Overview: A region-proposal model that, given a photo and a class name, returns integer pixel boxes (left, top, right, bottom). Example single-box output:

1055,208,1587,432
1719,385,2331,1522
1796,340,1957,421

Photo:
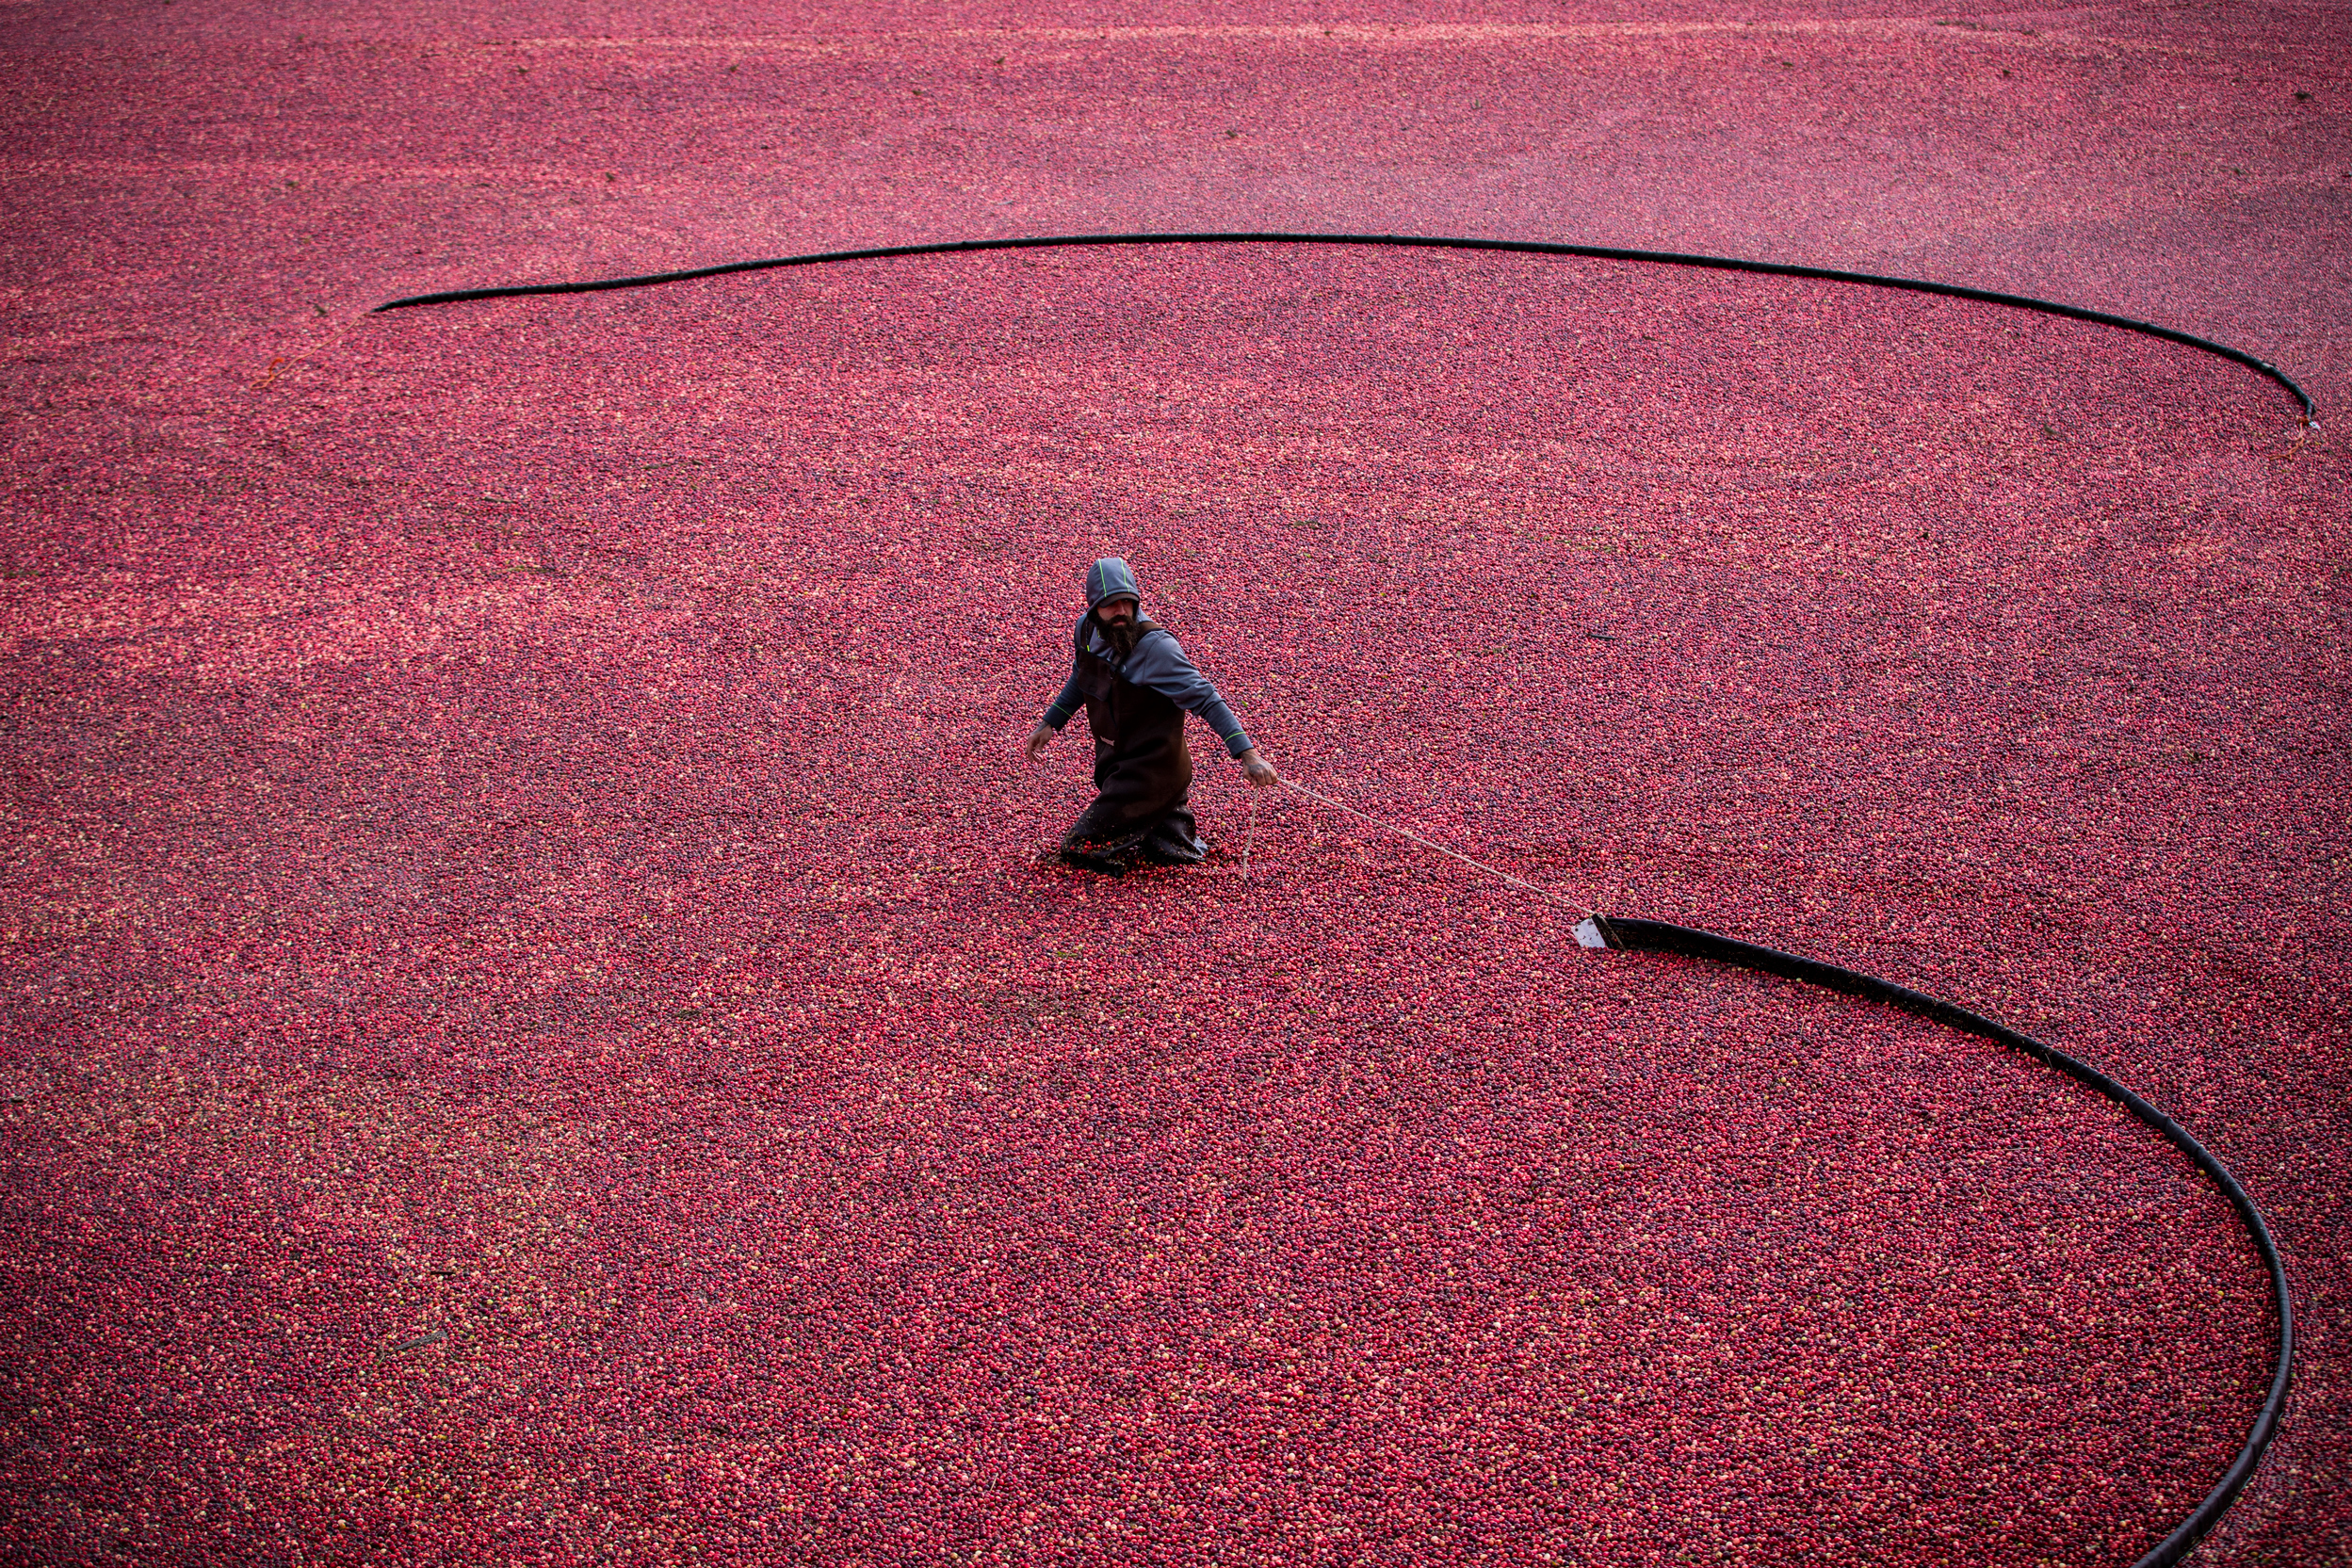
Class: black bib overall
1060,619,1204,869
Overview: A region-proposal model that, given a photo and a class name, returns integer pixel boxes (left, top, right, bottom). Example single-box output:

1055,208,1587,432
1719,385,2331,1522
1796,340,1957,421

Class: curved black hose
369,230,2316,427
1583,913,2294,1568
372,225,2300,1560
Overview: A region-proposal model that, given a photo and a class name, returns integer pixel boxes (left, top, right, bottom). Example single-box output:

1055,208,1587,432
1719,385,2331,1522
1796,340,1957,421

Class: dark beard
1097,614,1155,657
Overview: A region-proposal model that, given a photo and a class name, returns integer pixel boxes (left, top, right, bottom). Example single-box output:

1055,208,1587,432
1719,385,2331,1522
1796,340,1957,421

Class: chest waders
1059,620,1206,873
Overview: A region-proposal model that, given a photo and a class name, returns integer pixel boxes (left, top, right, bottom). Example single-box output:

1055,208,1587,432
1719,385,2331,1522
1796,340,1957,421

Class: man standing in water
1024,558,1279,874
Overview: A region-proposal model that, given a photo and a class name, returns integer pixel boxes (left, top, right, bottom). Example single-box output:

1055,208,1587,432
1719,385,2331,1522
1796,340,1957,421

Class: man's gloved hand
1024,722,1057,762
1239,748,1279,787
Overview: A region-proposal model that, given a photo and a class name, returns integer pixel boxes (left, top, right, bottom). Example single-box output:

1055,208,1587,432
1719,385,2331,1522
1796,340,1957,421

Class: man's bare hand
1024,722,1057,762
1240,748,1279,788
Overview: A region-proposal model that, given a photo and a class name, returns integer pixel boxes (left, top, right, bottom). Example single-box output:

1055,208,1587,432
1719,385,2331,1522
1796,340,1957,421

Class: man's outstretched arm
1124,631,1278,786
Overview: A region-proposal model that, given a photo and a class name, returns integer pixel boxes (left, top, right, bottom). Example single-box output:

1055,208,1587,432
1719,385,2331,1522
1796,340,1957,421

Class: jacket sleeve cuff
1224,728,1253,759
1043,704,1075,729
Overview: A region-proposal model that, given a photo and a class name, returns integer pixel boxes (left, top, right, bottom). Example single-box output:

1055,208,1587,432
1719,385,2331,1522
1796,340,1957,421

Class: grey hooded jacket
1041,558,1254,758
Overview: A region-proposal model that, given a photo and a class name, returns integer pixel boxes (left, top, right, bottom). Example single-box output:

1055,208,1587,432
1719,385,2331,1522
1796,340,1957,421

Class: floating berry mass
1,13,2344,1568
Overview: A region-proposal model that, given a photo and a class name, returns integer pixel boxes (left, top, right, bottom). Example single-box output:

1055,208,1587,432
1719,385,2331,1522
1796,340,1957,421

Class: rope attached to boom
1278,776,1578,905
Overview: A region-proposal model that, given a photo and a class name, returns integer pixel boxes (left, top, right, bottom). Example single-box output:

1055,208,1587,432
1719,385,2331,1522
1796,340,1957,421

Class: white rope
1241,788,1257,880
1276,776,1578,908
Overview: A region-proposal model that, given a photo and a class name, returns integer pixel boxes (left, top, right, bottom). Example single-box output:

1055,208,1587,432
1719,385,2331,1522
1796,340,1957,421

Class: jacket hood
1085,557,1143,611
